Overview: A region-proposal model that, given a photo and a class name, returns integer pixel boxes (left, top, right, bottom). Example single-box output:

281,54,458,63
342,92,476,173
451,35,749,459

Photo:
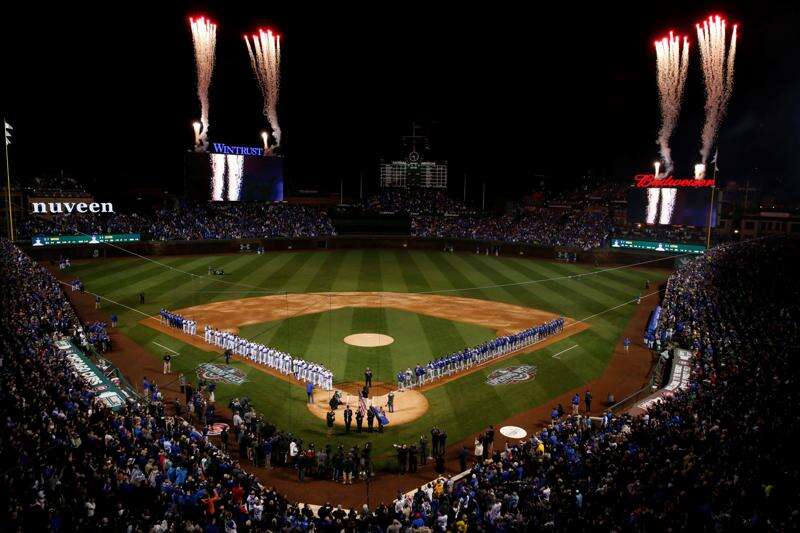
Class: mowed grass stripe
135,256,235,304
342,251,387,379
438,254,528,307
165,255,273,310
378,250,409,293
259,252,316,290
393,250,431,292
84,259,182,294
100,256,216,302
532,261,635,307
329,251,364,292
343,306,390,381
403,252,484,376
72,257,154,282
274,253,352,366
419,251,489,301
502,259,617,321
304,251,347,293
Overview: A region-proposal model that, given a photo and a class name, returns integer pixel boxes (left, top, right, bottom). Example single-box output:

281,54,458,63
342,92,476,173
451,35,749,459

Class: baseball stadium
2,6,799,532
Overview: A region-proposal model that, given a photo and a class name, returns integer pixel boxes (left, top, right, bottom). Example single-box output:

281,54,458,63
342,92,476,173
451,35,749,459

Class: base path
140,291,589,427
143,291,576,337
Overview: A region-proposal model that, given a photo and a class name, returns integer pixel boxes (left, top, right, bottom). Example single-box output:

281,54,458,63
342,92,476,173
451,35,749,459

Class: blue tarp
646,305,662,336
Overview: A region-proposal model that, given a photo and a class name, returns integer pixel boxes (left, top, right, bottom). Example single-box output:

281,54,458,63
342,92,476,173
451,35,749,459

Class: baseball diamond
5,8,799,530
57,249,666,464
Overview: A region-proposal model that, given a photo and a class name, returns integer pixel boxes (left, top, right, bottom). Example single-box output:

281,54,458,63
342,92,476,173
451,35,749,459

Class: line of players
202,325,333,391
396,317,566,389
160,309,197,335
158,309,334,391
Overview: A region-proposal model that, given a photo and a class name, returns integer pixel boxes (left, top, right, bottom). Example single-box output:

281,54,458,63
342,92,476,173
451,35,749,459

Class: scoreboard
32,233,141,246
610,238,705,254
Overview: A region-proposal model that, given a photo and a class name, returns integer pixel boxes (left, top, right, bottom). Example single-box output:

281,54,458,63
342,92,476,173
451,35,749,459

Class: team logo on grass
196,363,247,385
486,365,538,386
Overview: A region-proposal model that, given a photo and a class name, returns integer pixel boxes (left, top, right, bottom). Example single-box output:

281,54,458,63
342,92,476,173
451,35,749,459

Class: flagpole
3,116,13,241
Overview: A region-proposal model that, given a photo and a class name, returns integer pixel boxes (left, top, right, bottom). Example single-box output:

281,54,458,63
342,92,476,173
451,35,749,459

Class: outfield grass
69,250,668,463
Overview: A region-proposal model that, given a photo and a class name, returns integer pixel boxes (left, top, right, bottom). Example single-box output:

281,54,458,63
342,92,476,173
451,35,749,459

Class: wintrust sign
31,201,114,214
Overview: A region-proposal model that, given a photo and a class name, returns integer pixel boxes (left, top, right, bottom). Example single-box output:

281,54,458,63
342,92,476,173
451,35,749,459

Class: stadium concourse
2,235,798,530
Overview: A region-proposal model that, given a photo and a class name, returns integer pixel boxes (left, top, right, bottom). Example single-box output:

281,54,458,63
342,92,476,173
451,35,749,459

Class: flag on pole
4,121,12,145
711,149,719,172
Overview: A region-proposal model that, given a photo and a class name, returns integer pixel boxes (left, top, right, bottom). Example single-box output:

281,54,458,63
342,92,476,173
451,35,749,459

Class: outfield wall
21,235,678,267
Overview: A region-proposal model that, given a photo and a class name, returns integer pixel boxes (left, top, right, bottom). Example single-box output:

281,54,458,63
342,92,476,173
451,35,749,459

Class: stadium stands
2,236,796,530
18,202,337,241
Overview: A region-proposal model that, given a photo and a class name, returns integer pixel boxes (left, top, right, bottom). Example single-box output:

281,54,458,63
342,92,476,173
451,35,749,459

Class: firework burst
696,15,738,164
654,31,690,175
244,28,282,147
189,16,217,149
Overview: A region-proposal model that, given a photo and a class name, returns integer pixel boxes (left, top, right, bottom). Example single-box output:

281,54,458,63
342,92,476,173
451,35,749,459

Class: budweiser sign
634,174,715,188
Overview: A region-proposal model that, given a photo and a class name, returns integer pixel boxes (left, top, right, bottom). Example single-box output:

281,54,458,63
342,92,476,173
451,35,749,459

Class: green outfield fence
22,235,681,268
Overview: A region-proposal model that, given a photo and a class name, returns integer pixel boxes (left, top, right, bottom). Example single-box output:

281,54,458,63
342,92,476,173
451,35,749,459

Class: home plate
500,425,527,439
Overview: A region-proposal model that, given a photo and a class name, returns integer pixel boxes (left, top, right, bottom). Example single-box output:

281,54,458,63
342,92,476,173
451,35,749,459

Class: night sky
2,2,799,203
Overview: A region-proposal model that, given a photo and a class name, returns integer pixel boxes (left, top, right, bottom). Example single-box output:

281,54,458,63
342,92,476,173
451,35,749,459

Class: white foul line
552,345,579,358
152,341,179,355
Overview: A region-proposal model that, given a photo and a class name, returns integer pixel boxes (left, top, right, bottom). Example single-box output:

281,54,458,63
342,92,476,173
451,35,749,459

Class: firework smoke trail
210,153,226,201
659,188,677,224
654,32,689,175
245,29,282,146
226,155,245,201
190,16,217,149
647,162,660,223
696,15,738,164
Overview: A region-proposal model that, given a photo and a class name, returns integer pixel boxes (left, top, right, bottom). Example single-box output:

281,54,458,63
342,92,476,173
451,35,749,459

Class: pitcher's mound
343,333,394,347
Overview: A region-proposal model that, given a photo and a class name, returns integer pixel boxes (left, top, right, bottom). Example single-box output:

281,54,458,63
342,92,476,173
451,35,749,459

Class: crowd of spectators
413,208,613,250
612,223,708,244
3,229,797,529
23,173,90,197
0,240,333,530
18,202,337,241
362,189,473,216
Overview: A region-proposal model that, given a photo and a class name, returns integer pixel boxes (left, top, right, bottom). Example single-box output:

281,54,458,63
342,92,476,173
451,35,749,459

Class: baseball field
67,249,667,463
